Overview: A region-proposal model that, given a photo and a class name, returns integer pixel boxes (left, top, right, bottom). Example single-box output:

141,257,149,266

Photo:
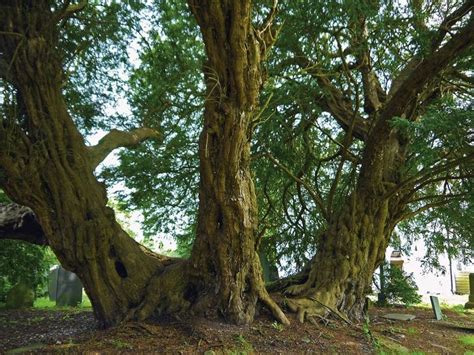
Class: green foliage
58,1,147,134
5,282,35,309
271,321,284,332
377,264,422,307
459,335,474,346
33,295,92,310
0,242,57,302
103,0,203,247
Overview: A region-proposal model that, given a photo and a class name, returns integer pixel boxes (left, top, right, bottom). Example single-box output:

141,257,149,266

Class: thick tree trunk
286,194,394,322
286,125,405,322
1,0,287,328
0,1,188,328
187,1,288,324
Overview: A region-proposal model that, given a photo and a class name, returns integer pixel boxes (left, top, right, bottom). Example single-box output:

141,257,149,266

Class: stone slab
48,265,83,307
430,295,443,320
381,313,416,321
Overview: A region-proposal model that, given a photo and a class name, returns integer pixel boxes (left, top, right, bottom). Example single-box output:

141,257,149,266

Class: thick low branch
279,55,369,140
87,128,162,169
383,11,474,122
0,203,47,245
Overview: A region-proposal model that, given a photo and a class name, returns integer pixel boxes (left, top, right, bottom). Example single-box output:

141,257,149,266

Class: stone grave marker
5,282,35,309
430,295,443,320
465,273,474,309
381,313,416,321
48,265,83,306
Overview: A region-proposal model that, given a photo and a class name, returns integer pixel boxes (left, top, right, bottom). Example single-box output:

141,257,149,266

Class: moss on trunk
187,0,287,324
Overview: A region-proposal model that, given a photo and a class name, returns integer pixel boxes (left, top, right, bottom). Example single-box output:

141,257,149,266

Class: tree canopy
0,0,472,327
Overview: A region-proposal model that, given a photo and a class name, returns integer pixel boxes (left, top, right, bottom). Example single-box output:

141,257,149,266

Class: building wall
385,240,474,296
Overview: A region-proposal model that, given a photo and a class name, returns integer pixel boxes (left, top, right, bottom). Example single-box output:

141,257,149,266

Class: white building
385,240,474,296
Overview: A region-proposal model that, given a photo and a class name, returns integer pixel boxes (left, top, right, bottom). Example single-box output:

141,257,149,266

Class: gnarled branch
54,0,88,22
290,53,369,140
264,152,329,221
350,13,386,114
383,8,474,122
0,203,47,245
87,128,163,169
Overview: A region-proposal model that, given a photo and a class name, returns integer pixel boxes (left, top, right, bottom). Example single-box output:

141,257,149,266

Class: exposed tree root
257,288,290,325
285,295,351,325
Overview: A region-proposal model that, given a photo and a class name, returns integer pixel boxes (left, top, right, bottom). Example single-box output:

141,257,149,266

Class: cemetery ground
0,297,473,353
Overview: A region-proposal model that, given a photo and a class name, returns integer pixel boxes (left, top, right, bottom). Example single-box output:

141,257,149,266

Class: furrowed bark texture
187,0,288,325
0,203,47,245
286,8,474,322
0,1,187,328
286,128,405,322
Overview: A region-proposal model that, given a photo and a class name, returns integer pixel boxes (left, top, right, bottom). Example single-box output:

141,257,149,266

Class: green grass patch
33,294,92,309
33,297,55,308
459,335,474,346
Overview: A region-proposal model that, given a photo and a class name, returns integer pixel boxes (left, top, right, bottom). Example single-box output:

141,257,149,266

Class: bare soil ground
0,305,473,353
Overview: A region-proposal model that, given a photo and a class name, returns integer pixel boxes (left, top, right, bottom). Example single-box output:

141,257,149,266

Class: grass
235,334,254,353
459,335,474,346
271,321,284,332
106,339,133,350
407,327,418,335
33,294,92,309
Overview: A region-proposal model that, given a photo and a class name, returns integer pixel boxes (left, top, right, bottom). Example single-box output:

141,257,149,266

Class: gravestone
465,273,474,309
48,265,83,306
430,295,443,320
381,313,416,321
5,282,35,309
259,251,279,283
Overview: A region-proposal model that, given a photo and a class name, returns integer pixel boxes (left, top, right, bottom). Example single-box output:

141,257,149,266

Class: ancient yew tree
261,0,474,321
1,0,473,328
0,0,287,327
187,0,288,325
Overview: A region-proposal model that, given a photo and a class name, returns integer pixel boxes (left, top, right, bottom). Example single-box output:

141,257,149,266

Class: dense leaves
1,0,472,296
98,0,474,273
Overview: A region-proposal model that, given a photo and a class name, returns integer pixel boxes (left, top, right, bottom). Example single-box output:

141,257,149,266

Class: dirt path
0,306,472,353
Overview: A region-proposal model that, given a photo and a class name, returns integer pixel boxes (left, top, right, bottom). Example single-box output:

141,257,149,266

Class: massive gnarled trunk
0,1,187,328
285,7,474,321
286,130,406,322
0,0,288,328
187,1,288,324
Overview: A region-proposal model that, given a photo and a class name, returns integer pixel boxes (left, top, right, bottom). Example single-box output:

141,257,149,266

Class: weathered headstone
48,265,83,307
259,251,279,283
430,295,443,320
381,313,416,321
465,273,474,309
5,282,35,309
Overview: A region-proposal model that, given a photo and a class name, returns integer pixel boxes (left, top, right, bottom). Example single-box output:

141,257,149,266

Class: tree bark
187,0,288,325
0,1,186,328
285,132,405,322
0,203,47,245
0,0,288,328
285,194,395,322
283,3,474,322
